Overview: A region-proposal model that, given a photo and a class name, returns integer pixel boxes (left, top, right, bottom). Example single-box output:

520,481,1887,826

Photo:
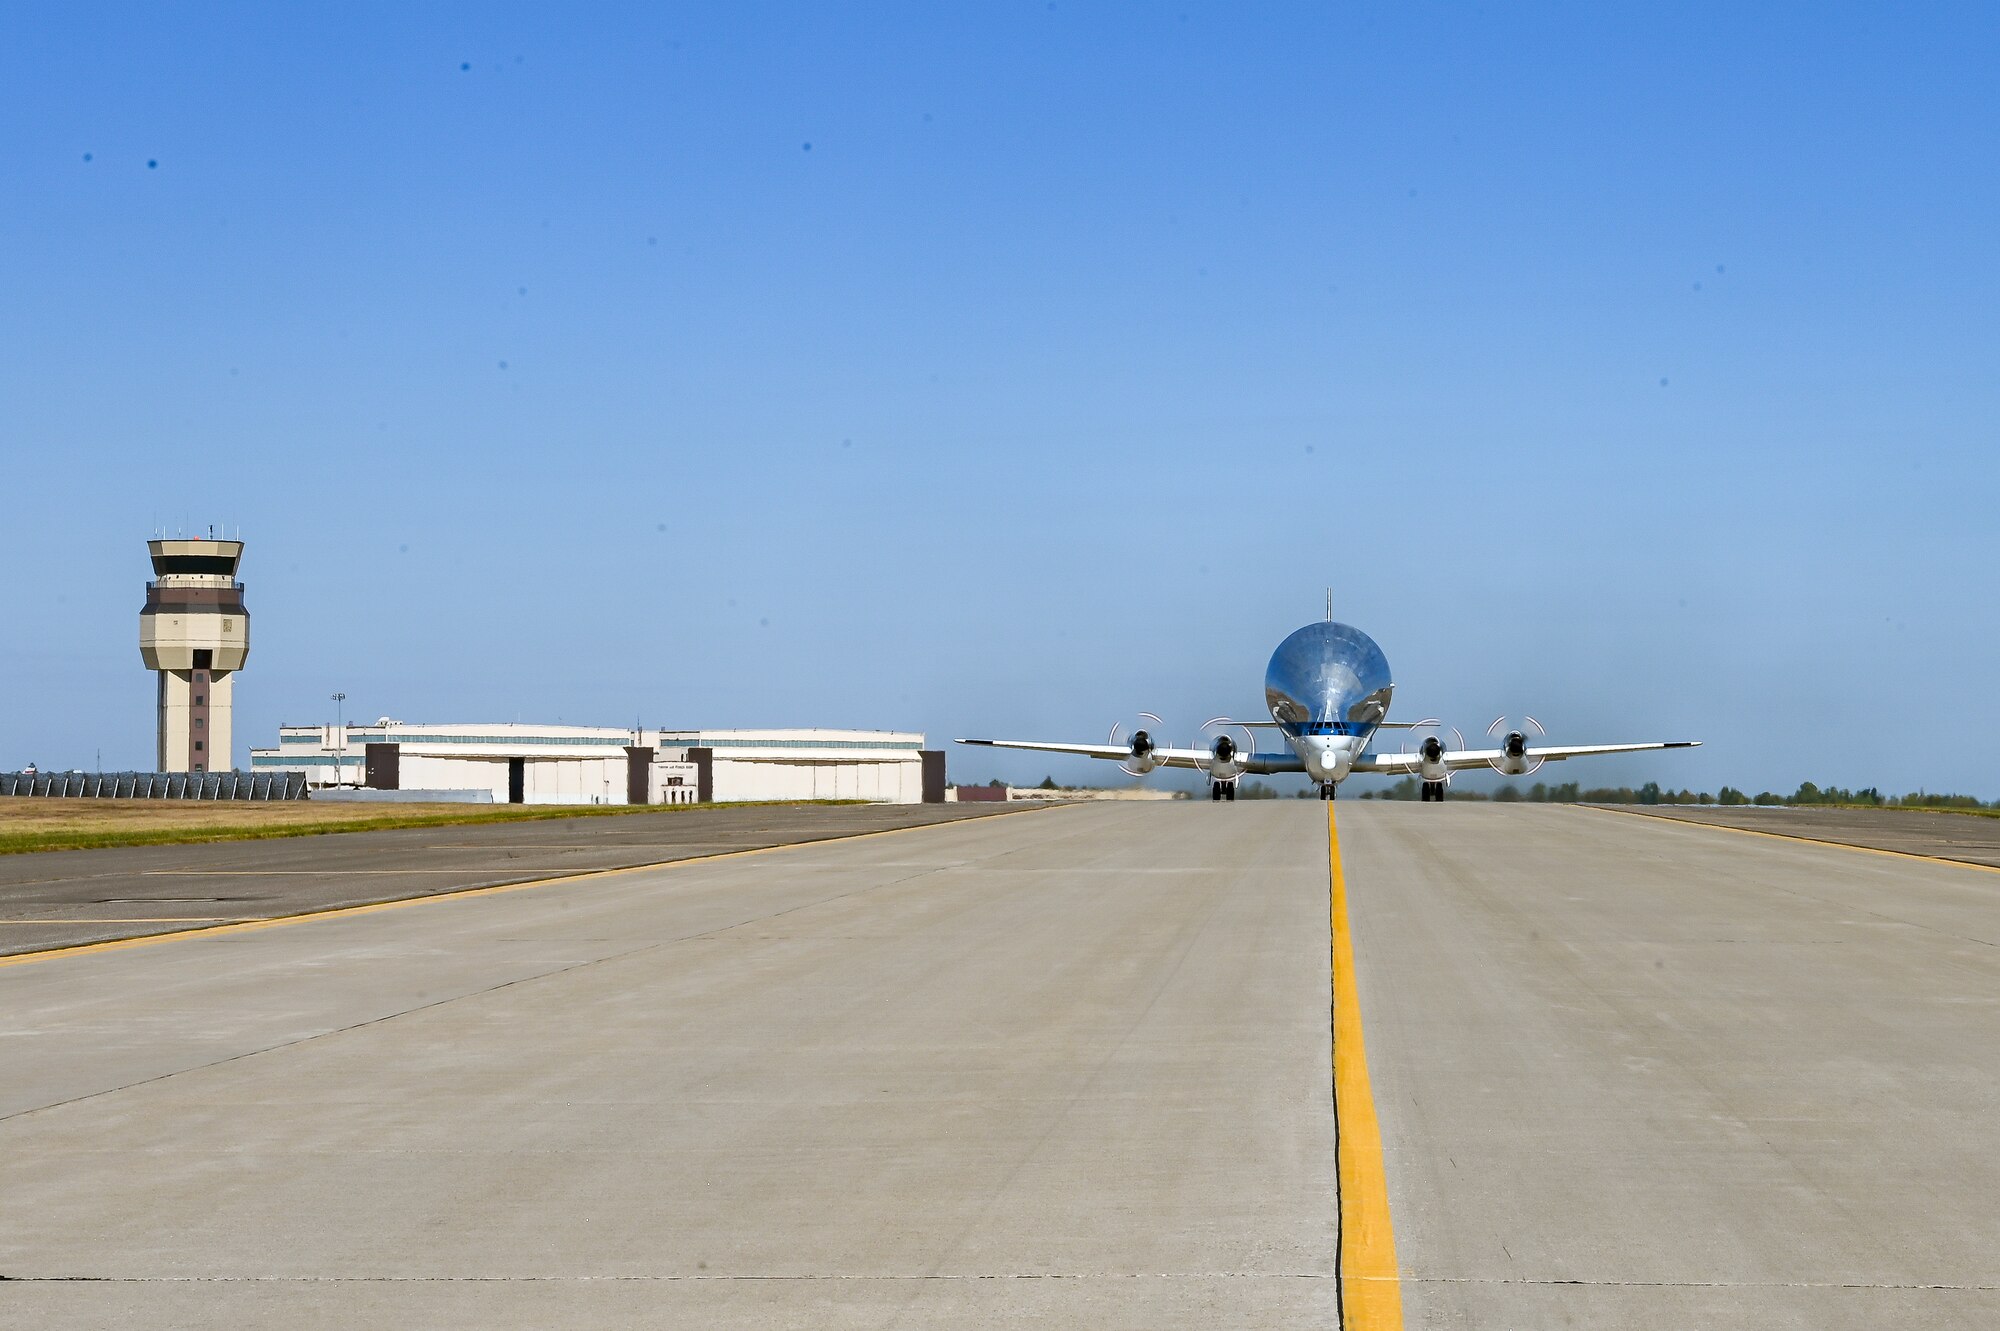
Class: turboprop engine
1193,717,1256,782
1402,722,1464,785
1417,734,1450,784
1109,713,1165,776
1485,716,1546,777
1202,732,1246,781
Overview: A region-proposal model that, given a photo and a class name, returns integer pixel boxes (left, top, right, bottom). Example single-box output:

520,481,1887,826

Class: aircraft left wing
957,738,1307,774
1355,740,1700,775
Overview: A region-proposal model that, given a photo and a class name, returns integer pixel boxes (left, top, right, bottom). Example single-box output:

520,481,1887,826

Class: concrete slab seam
1328,805,1403,1331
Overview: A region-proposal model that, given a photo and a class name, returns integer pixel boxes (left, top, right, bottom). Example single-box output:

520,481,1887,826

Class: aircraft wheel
1226,783,1237,802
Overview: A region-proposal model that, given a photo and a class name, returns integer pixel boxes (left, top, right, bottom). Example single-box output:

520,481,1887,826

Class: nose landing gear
1420,780,1446,802
1318,782,1339,801
1209,779,1238,802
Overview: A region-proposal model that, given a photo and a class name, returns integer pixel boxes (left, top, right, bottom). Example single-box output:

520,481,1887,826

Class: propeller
1108,712,1166,777
1197,716,1258,779
1401,720,1464,785
1486,715,1546,776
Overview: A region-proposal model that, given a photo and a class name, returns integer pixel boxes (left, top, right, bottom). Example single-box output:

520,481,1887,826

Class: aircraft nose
1311,737,1353,779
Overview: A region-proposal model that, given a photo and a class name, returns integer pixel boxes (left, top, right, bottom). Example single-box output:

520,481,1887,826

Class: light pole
331,693,347,786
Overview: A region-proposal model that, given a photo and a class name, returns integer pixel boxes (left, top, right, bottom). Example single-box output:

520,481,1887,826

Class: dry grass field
0,798,742,856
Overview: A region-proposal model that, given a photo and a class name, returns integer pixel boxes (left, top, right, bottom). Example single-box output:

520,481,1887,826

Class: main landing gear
1420,780,1447,802
1318,782,1339,801
1209,779,1238,802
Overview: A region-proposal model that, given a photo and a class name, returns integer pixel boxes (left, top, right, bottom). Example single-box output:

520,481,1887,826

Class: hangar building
250,724,945,805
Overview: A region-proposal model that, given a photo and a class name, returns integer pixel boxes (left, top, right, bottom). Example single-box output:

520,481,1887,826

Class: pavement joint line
1,1273,1997,1289
1399,1276,2000,1291
0,1272,1344,1283
0,918,238,925
138,869,625,875
0,853,980,1126
0,950,672,1128
888,825,1235,1301
0,809,1068,970
1579,804,2000,876
419,842,769,849
1328,805,1403,1331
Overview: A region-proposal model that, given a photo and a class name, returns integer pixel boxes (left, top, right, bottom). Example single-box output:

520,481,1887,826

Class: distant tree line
967,774,1993,810
1357,778,1995,808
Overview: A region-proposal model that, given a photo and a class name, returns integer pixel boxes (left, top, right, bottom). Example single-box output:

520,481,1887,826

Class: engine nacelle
1417,734,1450,783
1206,733,1244,780
1492,729,1531,776
1125,729,1160,775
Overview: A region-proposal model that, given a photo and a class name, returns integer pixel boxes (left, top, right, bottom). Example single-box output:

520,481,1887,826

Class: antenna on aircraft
1325,589,1332,622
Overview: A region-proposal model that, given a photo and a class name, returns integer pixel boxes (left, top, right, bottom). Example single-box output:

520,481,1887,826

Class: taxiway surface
3,802,1996,1329
0,802,1028,956
1612,801,2000,868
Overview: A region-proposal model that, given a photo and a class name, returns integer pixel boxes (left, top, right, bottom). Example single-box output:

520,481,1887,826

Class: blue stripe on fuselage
1280,720,1381,740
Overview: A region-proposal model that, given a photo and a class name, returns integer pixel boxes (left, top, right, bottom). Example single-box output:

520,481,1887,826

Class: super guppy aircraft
959,616,1699,802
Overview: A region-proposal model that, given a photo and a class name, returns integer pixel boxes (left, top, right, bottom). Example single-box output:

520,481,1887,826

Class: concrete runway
3,802,1997,1328
1342,804,2000,1329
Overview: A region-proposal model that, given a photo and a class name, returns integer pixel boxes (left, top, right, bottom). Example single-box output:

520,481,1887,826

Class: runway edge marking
0,810,1061,971
1329,805,1404,1331
1580,804,2000,876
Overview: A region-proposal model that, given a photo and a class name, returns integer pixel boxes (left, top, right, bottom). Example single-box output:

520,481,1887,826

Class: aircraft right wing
1355,740,1700,775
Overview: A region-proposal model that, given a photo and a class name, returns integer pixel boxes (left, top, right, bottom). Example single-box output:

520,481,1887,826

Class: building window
195,717,204,728
194,695,204,705
222,619,234,631
194,741,204,752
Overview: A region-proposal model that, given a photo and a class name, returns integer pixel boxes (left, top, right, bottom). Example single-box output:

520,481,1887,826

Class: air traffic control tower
139,538,250,773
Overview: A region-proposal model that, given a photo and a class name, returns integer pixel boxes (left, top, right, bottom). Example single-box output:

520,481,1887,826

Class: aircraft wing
1355,740,1700,775
956,738,1307,775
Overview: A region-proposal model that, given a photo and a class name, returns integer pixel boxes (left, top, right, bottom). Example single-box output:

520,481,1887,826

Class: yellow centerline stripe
0,817,995,971
1583,805,2000,875
1329,805,1403,1330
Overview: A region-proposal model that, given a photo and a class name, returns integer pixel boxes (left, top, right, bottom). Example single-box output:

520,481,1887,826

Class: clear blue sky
3,3,1995,795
